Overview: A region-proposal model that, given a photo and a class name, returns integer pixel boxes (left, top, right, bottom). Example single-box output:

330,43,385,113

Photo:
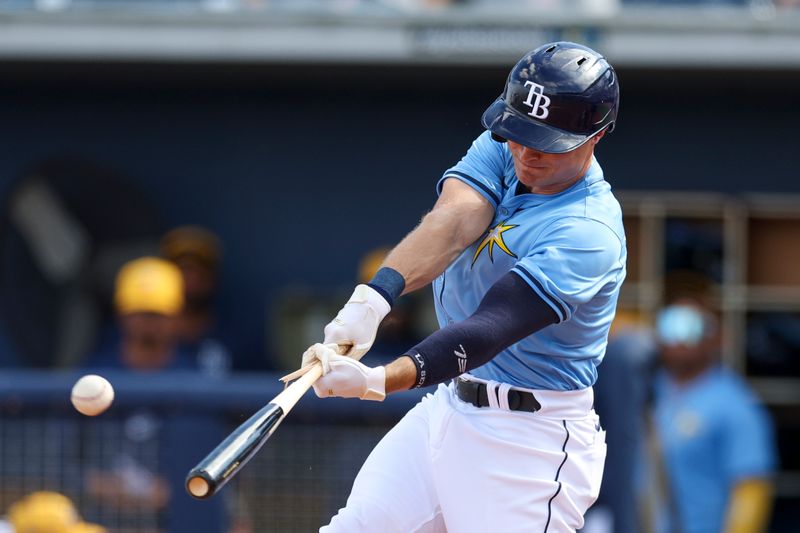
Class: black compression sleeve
405,271,559,388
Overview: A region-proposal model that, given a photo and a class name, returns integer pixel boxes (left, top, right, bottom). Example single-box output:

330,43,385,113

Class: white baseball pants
321,378,606,533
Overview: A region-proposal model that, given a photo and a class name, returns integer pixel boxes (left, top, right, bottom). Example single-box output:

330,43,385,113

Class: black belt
454,377,541,413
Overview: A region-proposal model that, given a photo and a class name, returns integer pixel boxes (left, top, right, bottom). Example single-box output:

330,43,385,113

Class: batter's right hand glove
306,343,386,401
322,284,391,360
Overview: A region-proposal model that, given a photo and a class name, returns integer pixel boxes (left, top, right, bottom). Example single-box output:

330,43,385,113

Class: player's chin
516,170,549,189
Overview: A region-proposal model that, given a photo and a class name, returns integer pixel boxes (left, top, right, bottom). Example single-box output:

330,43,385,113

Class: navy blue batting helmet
481,41,619,154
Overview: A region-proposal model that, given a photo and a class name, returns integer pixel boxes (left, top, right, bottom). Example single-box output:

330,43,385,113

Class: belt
454,377,541,413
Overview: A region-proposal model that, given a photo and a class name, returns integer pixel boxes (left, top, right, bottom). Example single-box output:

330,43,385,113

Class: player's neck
517,173,585,196
515,154,594,196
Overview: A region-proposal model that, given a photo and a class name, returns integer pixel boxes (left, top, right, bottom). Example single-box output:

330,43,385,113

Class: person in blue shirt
648,300,776,533
284,41,625,532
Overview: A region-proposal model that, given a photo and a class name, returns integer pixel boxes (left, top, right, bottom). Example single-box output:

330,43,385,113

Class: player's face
508,131,605,194
120,313,177,350
660,339,716,381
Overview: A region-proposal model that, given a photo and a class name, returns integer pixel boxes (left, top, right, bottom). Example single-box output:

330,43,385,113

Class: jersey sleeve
436,130,509,210
511,217,624,323
720,388,777,481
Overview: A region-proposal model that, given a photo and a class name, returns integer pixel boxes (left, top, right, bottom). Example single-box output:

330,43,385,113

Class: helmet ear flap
490,132,507,143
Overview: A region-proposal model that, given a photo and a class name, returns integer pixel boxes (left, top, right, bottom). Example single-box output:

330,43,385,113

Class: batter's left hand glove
323,284,391,359
306,343,386,401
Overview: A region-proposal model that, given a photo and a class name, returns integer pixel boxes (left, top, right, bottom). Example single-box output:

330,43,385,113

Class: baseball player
297,41,625,532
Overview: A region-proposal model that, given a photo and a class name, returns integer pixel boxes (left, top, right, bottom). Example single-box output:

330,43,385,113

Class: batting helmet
481,41,619,153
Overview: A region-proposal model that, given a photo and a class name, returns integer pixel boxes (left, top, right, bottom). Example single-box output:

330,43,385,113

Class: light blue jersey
652,366,776,533
433,131,626,390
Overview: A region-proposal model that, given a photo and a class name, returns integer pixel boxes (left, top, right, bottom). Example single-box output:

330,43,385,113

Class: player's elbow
423,203,491,251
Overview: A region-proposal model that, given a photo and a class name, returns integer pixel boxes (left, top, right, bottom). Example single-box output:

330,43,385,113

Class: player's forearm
384,356,419,393
384,272,557,393
723,478,773,533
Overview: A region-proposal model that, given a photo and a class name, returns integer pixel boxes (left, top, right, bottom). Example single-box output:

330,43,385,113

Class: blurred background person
83,256,192,372
80,256,184,515
160,225,232,376
80,256,229,532
642,299,777,533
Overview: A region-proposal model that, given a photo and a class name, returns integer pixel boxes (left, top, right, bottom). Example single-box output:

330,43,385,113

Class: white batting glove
306,345,386,401
323,284,391,360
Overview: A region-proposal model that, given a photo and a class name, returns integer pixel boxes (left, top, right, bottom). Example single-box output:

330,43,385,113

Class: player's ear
592,129,607,144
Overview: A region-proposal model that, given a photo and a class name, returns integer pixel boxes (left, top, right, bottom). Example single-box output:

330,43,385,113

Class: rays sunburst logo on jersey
471,221,518,266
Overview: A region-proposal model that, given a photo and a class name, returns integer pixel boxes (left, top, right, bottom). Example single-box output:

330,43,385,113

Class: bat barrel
186,402,285,499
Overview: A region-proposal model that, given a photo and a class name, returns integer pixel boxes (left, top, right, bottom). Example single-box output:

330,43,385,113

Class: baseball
70,375,115,416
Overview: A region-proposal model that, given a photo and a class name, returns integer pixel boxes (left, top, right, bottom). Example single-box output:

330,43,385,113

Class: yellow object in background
114,257,184,316
357,247,391,284
724,478,774,533
8,491,78,533
6,491,107,533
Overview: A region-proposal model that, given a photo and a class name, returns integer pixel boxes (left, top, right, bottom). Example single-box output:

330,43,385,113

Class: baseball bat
185,362,323,499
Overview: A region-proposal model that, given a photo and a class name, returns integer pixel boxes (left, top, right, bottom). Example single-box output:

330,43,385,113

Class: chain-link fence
0,371,425,533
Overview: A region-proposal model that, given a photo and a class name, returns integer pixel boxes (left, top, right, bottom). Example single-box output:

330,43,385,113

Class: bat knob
187,475,212,499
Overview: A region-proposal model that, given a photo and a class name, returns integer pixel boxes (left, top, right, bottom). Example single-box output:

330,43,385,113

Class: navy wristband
405,350,428,389
368,267,406,307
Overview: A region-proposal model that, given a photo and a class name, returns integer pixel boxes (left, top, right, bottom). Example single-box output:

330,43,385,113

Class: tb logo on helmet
522,81,550,119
